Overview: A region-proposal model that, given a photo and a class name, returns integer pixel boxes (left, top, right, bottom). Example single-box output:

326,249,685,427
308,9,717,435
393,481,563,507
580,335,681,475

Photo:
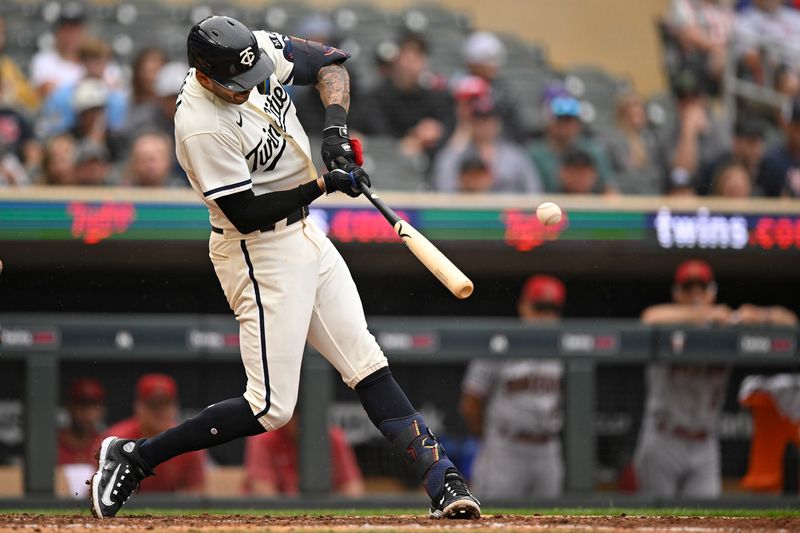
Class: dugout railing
1,313,798,505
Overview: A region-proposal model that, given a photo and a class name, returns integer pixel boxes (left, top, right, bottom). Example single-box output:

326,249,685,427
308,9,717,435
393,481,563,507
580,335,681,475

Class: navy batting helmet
187,15,274,92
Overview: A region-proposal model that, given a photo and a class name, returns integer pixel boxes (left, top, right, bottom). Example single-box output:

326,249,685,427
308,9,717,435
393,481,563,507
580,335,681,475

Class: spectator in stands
0,68,41,186
41,134,77,185
432,95,541,193
58,378,106,465
243,411,364,497
353,32,453,161
40,37,127,138
758,97,800,196
634,260,797,499
459,31,527,142
603,91,667,195
556,147,600,194
129,48,167,110
72,141,112,186
123,62,187,142
696,116,766,195
661,66,729,195
123,132,183,188
453,155,492,193
460,275,566,499
0,16,40,112
528,93,617,193
30,2,87,97
710,161,753,197
101,374,206,493
666,0,735,91
70,78,123,161
734,0,800,85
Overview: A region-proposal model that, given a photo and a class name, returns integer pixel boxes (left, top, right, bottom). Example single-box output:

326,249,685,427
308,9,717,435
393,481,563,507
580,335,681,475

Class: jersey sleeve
254,31,296,85
181,132,252,200
461,359,498,397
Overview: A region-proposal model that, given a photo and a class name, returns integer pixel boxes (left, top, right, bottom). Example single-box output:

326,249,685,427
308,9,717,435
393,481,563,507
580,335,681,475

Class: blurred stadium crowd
1,0,800,197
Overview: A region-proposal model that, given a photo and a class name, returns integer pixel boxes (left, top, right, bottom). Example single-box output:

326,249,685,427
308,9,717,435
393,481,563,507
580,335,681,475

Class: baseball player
634,260,796,498
460,275,566,498
89,16,479,519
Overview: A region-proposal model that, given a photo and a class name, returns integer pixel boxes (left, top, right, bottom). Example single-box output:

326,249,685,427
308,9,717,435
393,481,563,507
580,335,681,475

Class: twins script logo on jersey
239,47,255,67
245,124,287,173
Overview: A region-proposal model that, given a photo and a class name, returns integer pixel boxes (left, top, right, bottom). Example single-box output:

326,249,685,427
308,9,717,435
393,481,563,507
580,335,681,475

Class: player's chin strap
379,413,451,498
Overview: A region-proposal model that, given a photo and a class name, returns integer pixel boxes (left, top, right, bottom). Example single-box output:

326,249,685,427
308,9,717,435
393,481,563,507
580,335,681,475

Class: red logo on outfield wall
67,202,136,244
502,209,566,251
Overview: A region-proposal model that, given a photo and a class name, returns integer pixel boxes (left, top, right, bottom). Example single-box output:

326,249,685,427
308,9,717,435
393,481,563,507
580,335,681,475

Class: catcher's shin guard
379,413,454,498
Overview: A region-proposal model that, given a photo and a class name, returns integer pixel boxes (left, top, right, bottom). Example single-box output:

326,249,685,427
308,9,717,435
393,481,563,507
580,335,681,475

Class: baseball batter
90,15,479,519
460,275,566,499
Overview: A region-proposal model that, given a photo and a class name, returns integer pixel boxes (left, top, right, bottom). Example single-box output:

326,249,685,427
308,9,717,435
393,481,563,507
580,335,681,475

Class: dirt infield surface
2,513,800,533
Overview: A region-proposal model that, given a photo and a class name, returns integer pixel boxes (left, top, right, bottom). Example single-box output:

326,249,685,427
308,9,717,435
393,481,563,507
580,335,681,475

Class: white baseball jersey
462,358,564,498
174,30,388,431
463,359,564,435
175,31,317,232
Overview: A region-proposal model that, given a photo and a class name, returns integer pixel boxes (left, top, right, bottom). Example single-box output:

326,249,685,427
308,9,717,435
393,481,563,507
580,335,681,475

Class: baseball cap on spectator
671,64,709,100
155,62,189,98
561,146,595,168
462,31,506,67
68,378,105,404
136,373,178,405
72,78,108,114
459,153,489,173
734,116,767,139
453,75,491,101
674,259,714,285
549,96,581,118
294,12,335,42
521,275,566,307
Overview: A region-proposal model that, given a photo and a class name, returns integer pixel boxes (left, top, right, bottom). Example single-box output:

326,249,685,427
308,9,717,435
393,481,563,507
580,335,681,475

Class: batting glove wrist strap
321,105,354,171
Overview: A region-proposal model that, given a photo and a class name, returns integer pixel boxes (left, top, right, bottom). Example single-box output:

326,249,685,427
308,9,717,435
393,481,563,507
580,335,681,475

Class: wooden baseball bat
358,183,473,299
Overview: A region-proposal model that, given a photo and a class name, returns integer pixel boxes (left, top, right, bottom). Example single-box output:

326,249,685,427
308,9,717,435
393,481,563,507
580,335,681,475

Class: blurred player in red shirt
58,378,106,465
243,411,364,497
101,374,206,493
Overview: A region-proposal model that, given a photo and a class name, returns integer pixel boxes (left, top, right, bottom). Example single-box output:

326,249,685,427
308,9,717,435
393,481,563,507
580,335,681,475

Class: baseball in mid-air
536,202,563,226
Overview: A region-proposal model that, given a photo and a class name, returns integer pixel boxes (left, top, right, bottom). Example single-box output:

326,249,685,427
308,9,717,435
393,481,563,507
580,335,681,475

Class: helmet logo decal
239,47,255,67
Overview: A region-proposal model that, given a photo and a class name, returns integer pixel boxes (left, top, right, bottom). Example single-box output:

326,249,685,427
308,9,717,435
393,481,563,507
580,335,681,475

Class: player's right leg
306,228,479,519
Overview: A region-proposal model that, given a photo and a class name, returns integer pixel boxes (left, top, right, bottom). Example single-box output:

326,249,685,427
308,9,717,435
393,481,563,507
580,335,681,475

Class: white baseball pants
209,217,388,431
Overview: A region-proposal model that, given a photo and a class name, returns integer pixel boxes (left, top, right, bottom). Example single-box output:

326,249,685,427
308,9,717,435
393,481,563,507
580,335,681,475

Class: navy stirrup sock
355,367,455,498
138,396,265,469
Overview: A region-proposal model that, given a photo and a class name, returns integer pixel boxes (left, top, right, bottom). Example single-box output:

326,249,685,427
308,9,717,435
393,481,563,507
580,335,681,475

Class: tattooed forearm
317,64,350,111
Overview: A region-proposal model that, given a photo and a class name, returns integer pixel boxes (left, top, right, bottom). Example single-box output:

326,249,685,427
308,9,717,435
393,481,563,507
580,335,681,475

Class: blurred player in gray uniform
635,259,797,498
89,15,479,520
460,275,566,498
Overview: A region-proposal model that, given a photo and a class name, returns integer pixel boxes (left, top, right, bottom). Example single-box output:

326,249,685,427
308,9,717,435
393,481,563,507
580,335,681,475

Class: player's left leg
304,226,479,519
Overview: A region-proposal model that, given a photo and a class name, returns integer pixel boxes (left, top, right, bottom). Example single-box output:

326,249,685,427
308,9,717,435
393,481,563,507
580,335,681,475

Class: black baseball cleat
90,437,154,518
429,469,481,519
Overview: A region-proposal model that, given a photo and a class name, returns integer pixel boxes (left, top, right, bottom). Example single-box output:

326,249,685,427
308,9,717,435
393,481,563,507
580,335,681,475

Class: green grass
4,508,800,518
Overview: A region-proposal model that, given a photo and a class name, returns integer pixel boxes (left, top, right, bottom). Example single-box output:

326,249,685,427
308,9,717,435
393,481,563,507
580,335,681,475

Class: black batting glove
323,166,371,198
321,104,355,171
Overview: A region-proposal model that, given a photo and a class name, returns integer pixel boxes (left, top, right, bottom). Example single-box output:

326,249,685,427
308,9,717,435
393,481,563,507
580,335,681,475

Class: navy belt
212,206,308,235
